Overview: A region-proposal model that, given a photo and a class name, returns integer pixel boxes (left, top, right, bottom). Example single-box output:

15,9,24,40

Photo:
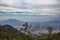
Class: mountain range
0,19,60,30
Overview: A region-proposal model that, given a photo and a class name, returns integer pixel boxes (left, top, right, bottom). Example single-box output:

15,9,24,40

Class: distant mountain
30,20,60,31
0,19,60,30
0,19,23,26
44,20,60,24
31,20,60,25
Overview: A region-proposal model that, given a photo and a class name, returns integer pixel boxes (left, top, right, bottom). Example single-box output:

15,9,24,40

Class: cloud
35,8,60,15
0,0,15,5
0,6,60,16
0,6,35,12
0,0,60,16
0,0,29,9
26,0,57,5
1,0,56,5
0,0,59,8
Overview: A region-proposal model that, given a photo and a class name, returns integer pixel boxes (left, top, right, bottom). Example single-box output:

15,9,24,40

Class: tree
22,22,32,34
22,22,32,40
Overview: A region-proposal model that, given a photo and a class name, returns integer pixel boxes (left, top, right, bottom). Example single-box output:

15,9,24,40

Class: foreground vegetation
0,22,60,40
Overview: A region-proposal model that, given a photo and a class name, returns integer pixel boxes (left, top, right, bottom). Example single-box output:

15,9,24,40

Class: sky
0,0,60,22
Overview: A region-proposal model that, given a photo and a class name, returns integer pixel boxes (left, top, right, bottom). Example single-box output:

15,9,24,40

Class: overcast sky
0,0,60,22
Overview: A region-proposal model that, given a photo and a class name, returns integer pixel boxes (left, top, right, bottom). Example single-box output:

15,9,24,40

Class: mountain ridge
0,19,23,26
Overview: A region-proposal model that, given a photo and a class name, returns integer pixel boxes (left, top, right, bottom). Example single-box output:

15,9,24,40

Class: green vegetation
0,23,60,40
35,32,60,40
0,24,31,40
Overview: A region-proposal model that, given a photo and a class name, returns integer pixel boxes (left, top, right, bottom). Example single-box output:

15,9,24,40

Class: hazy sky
0,15,60,22
0,0,60,14
0,0,60,22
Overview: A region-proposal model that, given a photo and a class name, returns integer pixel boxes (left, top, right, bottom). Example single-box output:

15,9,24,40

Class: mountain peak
0,19,23,26
8,19,18,21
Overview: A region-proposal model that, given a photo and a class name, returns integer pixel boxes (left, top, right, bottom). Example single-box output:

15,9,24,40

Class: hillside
0,24,32,40
0,19,23,26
